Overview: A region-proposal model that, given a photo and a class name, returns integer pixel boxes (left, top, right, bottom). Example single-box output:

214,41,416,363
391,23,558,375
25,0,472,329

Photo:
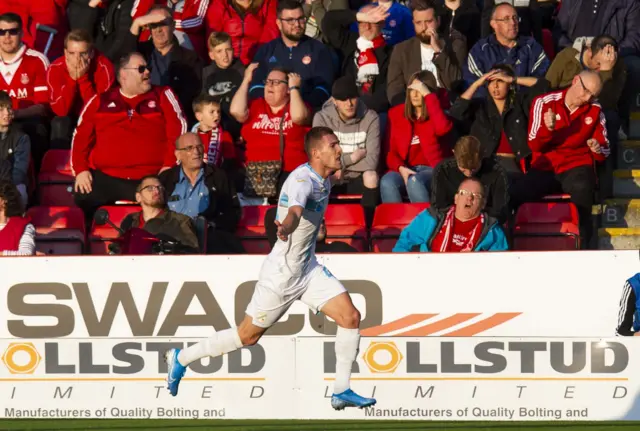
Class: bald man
511,70,610,249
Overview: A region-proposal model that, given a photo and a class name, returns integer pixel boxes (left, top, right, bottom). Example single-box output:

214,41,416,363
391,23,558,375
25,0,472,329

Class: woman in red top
381,71,453,203
206,0,279,65
230,63,310,197
0,181,35,256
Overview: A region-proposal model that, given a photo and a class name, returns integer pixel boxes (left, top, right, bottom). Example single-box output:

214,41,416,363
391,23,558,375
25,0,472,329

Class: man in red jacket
71,51,188,217
47,29,115,149
511,70,609,248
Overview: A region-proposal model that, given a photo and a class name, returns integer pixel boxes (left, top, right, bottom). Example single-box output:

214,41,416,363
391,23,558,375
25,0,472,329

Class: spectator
191,94,237,175
371,0,415,47
393,177,508,252
322,5,393,114
118,175,200,254
303,0,348,41
313,76,380,225
0,13,50,170
431,135,510,223
231,64,310,199
615,272,640,336
124,5,203,126
0,91,30,206
386,0,467,106
47,29,115,150
481,0,543,45
201,32,245,139
206,0,279,66
94,0,139,63
167,0,210,58
248,0,336,110
450,64,548,179
436,0,481,50
0,180,35,256
160,132,242,253
381,71,453,204
464,2,549,96
510,70,609,248
67,0,103,37
71,52,188,217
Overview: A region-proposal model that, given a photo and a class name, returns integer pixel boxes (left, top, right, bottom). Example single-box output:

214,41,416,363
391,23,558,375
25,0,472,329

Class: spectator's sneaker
331,389,376,410
164,348,186,396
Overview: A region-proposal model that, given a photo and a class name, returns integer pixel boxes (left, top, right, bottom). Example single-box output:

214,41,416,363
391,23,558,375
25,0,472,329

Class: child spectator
0,180,35,256
191,94,237,175
0,91,30,207
202,32,245,139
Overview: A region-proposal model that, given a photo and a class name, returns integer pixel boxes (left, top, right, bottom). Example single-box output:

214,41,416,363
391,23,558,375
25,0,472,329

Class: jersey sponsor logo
251,113,292,134
7,88,28,99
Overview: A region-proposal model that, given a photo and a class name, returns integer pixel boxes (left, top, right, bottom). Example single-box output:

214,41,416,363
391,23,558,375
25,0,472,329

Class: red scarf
436,206,484,252
356,35,385,94
205,126,223,167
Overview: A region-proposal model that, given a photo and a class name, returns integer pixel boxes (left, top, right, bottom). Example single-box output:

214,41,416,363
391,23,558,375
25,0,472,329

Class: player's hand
587,138,603,154
74,170,93,194
274,220,289,242
544,108,556,131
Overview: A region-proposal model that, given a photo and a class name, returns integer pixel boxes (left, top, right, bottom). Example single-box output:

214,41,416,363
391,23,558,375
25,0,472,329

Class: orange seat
513,202,580,250
37,150,75,206
89,205,140,255
237,205,273,254
26,206,86,255
324,204,368,251
370,203,430,252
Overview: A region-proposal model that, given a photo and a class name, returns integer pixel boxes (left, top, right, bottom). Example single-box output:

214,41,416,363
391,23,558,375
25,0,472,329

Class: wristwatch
289,86,301,91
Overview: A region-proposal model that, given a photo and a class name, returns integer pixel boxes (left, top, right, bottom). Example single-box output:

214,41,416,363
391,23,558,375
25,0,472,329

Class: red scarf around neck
356,35,386,93
437,206,484,252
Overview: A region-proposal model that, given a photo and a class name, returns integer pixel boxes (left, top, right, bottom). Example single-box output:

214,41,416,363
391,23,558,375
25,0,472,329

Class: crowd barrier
1,250,639,420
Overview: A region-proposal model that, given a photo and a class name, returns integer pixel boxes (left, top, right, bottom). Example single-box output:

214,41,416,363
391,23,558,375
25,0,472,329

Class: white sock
333,327,360,394
177,328,243,367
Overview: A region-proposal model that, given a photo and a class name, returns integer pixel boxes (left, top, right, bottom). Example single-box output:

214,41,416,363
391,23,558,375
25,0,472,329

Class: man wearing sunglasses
71,51,188,219
511,70,609,249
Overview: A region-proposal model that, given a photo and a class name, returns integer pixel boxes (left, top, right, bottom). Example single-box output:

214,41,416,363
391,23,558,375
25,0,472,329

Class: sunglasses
0,28,20,36
148,19,171,30
124,65,152,74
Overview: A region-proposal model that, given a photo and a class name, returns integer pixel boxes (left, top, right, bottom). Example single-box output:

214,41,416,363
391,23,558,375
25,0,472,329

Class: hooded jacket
312,99,380,176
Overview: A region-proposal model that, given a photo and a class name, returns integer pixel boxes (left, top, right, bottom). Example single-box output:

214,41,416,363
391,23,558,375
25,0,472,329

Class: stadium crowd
0,0,637,256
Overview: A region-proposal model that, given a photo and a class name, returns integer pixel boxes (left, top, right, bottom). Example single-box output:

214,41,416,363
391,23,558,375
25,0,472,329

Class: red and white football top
0,44,50,110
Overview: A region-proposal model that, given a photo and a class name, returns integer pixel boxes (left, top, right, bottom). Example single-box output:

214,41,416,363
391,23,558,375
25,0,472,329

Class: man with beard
248,0,336,110
71,52,188,219
115,175,200,254
386,0,467,106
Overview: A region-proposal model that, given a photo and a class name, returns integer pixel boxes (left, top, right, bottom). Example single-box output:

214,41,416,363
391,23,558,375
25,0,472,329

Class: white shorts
245,260,346,328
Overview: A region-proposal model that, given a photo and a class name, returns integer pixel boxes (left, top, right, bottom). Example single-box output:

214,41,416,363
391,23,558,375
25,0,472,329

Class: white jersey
268,163,331,275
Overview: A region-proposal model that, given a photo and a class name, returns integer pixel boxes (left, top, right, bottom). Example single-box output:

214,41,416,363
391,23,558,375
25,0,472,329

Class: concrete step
617,140,640,169
612,170,640,198
598,228,640,250
601,199,640,227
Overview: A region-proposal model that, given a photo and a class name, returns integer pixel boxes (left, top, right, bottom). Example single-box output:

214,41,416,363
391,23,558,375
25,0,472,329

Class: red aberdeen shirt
0,44,49,110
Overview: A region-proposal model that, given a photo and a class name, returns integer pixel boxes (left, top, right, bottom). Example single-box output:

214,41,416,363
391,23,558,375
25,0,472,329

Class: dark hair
0,181,24,217
411,0,438,18
590,34,618,56
148,4,173,18
277,0,303,17
304,127,335,159
64,28,93,48
116,52,144,79
0,13,22,30
0,91,12,110
490,2,516,20
405,70,438,122
192,94,220,113
454,136,482,171
267,65,291,78
136,175,161,193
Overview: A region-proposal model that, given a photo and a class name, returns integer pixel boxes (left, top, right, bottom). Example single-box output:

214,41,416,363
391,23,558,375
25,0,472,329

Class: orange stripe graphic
395,313,481,336
442,313,522,336
361,314,437,336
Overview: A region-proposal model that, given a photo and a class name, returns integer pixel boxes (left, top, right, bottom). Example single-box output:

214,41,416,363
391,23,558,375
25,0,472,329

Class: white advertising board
2,336,640,420
0,251,638,339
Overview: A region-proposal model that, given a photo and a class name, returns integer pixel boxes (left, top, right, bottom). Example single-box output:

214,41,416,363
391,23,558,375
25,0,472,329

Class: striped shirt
0,222,36,256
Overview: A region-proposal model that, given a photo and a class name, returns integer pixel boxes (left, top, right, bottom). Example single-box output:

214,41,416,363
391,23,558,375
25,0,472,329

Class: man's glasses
140,185,164,193
264,79,287,87
458,189,483,200
177,144,204,153
493,16,520,24
278,17,307,25
124,65,152,74
578,76,596,99
0,28,20,36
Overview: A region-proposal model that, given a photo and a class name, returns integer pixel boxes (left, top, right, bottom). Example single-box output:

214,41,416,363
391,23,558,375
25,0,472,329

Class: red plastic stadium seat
513,202,580,250
542,28,555,60
26,206,86,255
37,150,75,206
237,205,274,254
324,204,368,251
89,205,140,255
370,203,430,252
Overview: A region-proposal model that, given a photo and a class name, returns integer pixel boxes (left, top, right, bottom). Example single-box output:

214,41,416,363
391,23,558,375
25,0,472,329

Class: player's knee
338,308,361,329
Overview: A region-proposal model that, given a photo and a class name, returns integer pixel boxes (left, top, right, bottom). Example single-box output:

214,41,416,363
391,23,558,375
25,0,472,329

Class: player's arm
274,178,313,241
275,206,304,242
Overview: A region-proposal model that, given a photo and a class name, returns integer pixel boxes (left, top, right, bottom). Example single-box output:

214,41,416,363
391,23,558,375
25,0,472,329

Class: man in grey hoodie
312,76,381,226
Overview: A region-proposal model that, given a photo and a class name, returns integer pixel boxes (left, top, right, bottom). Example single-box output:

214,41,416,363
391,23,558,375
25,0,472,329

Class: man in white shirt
163,126,377,410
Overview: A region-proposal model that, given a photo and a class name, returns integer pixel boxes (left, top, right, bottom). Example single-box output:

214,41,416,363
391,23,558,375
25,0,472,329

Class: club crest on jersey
148,101,156,108
585,117,593,125
302,55,312,65
20,73,29,85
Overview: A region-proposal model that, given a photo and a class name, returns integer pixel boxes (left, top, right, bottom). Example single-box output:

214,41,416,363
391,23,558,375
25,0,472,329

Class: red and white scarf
355,35,385,93
193,123,223,167
437,206,485,252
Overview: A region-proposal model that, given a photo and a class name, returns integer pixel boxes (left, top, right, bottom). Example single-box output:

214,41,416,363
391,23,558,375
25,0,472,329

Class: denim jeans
380,165,433,203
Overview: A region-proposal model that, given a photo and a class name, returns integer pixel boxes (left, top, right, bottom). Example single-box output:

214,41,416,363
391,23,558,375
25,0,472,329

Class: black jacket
121,35,203,126
94,0,136,63
322,9,392,113
430,156,510,223
120,209,200,254
159,164,241,233
449,78,549,161
202,59,245,139
437,0,481,50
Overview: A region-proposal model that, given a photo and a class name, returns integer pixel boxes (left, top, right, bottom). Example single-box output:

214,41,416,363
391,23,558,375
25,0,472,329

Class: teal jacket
393,207,509,253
